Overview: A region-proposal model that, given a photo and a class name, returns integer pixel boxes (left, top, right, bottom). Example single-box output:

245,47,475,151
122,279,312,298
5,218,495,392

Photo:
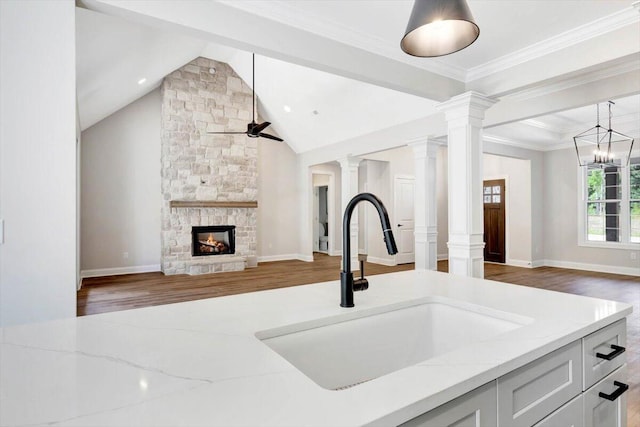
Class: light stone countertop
0,269,632,426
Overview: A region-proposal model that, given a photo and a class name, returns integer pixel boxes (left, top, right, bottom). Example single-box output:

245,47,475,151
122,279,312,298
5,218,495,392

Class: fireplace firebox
192,225,236,256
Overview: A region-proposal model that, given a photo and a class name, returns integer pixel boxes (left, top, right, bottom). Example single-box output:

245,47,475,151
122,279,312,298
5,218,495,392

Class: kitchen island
0,269,632,426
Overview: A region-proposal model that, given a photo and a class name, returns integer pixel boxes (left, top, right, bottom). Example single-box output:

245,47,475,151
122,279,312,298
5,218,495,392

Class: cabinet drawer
583,364,628,427
497,340,582,427
401,381,496,427
533,394,582,427
583,319,627,390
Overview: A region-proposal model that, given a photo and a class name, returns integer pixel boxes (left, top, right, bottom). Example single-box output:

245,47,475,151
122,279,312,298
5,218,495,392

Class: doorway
314,185,329,253
483,179,506,263
311,170,335,257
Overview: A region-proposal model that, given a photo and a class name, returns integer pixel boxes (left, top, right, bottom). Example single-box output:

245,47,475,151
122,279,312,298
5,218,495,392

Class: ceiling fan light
401,0,479,57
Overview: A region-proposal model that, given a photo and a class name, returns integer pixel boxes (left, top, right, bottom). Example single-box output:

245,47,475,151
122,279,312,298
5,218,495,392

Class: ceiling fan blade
251,121,271,134
259,132,283,142
207,131,247,135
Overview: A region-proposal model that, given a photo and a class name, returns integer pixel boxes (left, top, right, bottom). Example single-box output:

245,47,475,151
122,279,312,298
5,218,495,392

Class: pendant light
573,101,635,168
401,0,480,57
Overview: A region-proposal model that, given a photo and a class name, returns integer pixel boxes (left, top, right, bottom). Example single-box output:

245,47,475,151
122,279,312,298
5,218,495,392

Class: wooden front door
483,179,506,263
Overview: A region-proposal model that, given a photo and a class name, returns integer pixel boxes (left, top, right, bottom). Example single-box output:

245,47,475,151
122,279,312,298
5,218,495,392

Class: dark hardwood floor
78,254,639,425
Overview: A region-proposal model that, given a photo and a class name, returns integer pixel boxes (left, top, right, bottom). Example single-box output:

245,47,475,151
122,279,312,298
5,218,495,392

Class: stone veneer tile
160,57,257,275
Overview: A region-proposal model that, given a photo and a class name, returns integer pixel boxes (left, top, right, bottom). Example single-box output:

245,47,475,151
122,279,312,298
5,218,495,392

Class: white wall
0,0,77,326
81,86,303,269
484,154,533,266
361,145,415,265
359,159,392,263
258,139,300,260
81,89,162,275
77,101,82,289
436,145,449,259
437,147,535,267
543,147,639,275
484,141,545,265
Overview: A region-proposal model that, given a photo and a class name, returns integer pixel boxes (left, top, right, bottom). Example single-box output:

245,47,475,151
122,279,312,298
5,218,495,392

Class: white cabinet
584,365,628,427
400,320,629,427
583,319,627,390
400,382,496,427
533,394,583,427
497,340,582,427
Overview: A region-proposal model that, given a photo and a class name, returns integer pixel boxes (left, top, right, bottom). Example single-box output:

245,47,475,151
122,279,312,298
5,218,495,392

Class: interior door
483,179,506,263
312,187,319,252
394,176,415,264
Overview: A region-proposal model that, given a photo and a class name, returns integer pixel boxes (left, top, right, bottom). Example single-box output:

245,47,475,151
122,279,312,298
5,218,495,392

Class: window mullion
621,165,630,243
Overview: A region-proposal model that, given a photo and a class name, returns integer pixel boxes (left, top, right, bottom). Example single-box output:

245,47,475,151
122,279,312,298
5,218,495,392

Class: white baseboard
297,253,314,262
437,253,448,261
257,254,300,263
367,256,397,266
531,259,545,268
81,264,160,279
257,254,315,263
331,249,342,256
506,259,533,268
542,259,640,277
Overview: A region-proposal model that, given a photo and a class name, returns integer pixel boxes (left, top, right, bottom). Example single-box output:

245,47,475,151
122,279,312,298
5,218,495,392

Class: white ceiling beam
468,24,640,97
299,114,447,166
79,0,465,102
485,67,640,129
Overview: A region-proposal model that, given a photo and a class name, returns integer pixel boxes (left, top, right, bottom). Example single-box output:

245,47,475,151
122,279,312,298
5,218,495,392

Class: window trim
577,155,639,250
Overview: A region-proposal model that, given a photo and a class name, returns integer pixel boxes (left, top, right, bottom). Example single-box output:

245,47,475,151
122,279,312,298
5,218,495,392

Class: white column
436,92,497,278
338,157,362,271
409,139,438,270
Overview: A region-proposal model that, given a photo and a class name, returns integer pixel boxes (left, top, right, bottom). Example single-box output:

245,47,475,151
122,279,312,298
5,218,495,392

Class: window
580,157,640,248
630,160,640,243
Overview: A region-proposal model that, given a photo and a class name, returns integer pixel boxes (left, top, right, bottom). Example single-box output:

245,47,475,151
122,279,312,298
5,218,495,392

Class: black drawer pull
598,381,629,401
596,344,625,360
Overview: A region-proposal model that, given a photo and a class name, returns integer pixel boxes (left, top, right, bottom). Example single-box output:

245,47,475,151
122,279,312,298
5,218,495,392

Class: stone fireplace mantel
169,201,258,209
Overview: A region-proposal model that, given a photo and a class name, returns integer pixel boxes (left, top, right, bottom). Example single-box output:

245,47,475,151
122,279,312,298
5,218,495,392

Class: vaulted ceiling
76,0,640,155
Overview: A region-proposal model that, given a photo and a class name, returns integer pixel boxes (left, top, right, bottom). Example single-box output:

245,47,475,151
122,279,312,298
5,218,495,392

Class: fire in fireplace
192,225,236,256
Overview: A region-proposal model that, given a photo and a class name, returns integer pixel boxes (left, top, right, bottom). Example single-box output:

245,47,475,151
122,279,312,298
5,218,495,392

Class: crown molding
219,1,637,87
218,0,467,81
467,6,640,82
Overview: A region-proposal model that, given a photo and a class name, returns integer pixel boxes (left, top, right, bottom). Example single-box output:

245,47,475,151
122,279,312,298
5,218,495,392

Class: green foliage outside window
585,161,639,241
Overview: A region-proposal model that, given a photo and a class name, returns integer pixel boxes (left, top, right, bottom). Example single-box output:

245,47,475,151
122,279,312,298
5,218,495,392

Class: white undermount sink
257,297,532,390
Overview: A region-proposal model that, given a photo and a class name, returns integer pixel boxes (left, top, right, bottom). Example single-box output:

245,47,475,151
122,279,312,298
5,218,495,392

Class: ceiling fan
207,53,283,142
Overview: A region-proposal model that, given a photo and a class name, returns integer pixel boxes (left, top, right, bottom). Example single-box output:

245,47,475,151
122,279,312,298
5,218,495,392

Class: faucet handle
353,277,369,292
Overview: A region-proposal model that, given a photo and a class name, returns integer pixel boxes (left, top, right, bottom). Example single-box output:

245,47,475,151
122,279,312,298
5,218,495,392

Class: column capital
436,91,498,121
337,156,362,170
408,137,439,158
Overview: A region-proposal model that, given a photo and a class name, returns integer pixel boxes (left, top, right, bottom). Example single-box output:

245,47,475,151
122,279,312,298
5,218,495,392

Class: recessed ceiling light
283,105,291,113
137,78,147,85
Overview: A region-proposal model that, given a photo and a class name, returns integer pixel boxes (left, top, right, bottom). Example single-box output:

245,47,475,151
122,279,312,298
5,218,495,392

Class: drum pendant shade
401,0,479,57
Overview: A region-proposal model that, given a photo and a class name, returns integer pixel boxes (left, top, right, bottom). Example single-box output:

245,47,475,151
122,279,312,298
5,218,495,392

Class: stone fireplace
160,57,257,275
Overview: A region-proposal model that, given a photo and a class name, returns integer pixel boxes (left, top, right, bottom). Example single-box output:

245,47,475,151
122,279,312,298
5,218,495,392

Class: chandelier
573,101,635,168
